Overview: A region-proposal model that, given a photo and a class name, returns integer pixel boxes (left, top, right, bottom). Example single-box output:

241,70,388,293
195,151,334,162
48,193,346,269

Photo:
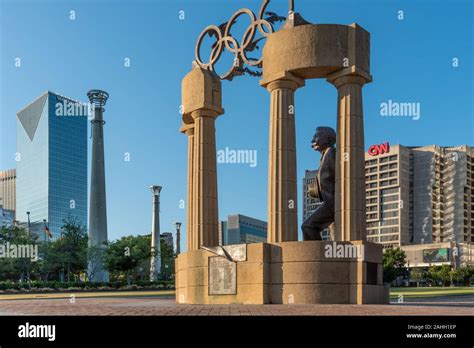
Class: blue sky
1,0,473,251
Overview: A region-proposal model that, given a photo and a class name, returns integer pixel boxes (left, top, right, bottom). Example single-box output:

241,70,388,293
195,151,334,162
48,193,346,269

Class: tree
410,268,425,287
427,265,452,286
39,215,88,282
450,268,464,286
0,225,39,285
104,235,155,284
160,238,175,281
383,247,408,285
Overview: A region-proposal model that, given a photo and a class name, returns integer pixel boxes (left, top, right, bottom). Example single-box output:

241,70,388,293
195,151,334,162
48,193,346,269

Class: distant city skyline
1,0,472,252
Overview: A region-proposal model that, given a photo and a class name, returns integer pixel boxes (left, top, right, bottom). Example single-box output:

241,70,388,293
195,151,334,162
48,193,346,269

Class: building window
366,159,377,166
380,226,399,234
381,187,399,195
380,235,399,242
380,218,398,226
382,202,399,210
381,210,399,218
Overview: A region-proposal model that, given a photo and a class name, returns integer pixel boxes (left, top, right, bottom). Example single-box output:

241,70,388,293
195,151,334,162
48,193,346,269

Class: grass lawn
0,290,176,301
390,286,474,298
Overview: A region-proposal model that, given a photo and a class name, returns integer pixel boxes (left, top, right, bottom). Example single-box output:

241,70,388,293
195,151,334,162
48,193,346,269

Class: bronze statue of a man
301,126,336,240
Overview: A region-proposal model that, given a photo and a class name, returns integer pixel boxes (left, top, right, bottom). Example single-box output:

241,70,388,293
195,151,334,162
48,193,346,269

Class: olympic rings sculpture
195,0,294,80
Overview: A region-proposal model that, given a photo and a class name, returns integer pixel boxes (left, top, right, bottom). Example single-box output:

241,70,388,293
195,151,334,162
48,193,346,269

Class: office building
161,232,174,250
0,169,16,218
16,91,88,239
220,214,267,245
365,143,473,249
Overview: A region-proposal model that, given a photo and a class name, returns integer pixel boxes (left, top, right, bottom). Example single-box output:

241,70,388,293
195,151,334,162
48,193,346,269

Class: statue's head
311,126,336,153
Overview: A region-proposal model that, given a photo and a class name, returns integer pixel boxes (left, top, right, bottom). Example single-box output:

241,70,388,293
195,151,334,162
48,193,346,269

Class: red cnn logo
368,142,390,156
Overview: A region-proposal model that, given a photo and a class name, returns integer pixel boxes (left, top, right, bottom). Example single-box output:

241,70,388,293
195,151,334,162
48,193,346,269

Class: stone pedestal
261,72,305,243
176,241,389,305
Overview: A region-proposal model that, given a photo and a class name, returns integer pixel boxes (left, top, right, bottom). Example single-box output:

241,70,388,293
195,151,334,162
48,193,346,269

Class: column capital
180,122,195,136
190,109,222,120
327,66,372,88
260,71,305,92
182,65,224,118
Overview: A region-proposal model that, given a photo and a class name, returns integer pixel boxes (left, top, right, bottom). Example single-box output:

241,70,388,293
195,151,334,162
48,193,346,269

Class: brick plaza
0,295,473,316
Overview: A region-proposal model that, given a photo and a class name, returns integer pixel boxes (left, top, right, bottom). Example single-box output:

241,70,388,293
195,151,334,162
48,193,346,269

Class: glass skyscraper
16,91,88,240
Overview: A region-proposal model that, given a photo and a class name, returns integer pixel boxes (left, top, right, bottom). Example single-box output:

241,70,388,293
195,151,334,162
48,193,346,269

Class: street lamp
43,219,47,242
26,211,30,235
174,222,182,255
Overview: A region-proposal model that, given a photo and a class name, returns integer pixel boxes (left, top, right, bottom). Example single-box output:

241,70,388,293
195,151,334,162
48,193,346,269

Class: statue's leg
301,202,334,241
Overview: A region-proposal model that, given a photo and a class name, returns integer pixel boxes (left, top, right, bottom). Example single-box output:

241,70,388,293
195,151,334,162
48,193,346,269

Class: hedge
0,280,175,292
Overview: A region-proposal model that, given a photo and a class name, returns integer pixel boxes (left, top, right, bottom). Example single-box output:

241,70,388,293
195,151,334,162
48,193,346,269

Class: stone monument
176,0,389,304
302,127,336,241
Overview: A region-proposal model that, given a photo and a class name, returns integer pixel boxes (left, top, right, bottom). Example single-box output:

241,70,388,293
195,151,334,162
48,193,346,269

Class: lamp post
43,219,47,242
26,211,30,235
150,185,162,281
174,222,181,255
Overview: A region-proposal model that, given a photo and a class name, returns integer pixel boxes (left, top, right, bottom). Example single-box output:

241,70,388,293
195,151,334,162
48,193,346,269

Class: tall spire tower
87,89,109,282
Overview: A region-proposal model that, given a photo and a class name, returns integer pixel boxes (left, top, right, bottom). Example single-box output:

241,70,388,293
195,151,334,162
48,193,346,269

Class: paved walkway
0,295,473,315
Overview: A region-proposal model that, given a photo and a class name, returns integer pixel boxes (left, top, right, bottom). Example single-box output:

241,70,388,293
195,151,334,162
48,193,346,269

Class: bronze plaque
209,256,237,295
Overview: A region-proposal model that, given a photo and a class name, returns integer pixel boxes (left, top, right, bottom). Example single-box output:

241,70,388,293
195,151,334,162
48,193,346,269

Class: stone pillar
327,68,371,241
150,185,162,281
261,72,304,242
180,124,195,251
192,110,220,247
181,65,223,250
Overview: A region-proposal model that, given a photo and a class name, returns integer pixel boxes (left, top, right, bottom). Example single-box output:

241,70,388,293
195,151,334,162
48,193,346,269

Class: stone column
180,123,195,251
181,65,223,250
327,68,371,241
150,185,162,281
261,72,304,243
192,110,220,247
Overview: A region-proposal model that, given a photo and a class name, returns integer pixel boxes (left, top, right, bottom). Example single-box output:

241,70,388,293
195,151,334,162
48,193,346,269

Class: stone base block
175,240,389,305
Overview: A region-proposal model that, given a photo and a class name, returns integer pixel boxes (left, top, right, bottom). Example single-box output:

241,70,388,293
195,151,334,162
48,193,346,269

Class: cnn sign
368,142,390,156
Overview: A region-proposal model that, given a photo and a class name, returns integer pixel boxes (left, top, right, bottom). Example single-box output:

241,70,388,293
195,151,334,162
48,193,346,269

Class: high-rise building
302,169,330,240
161,232,174,250
365,144,473,249
16,91,88,239
218,220,227,246
0,207,15,227
0,169,16,218
220,214,267,245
